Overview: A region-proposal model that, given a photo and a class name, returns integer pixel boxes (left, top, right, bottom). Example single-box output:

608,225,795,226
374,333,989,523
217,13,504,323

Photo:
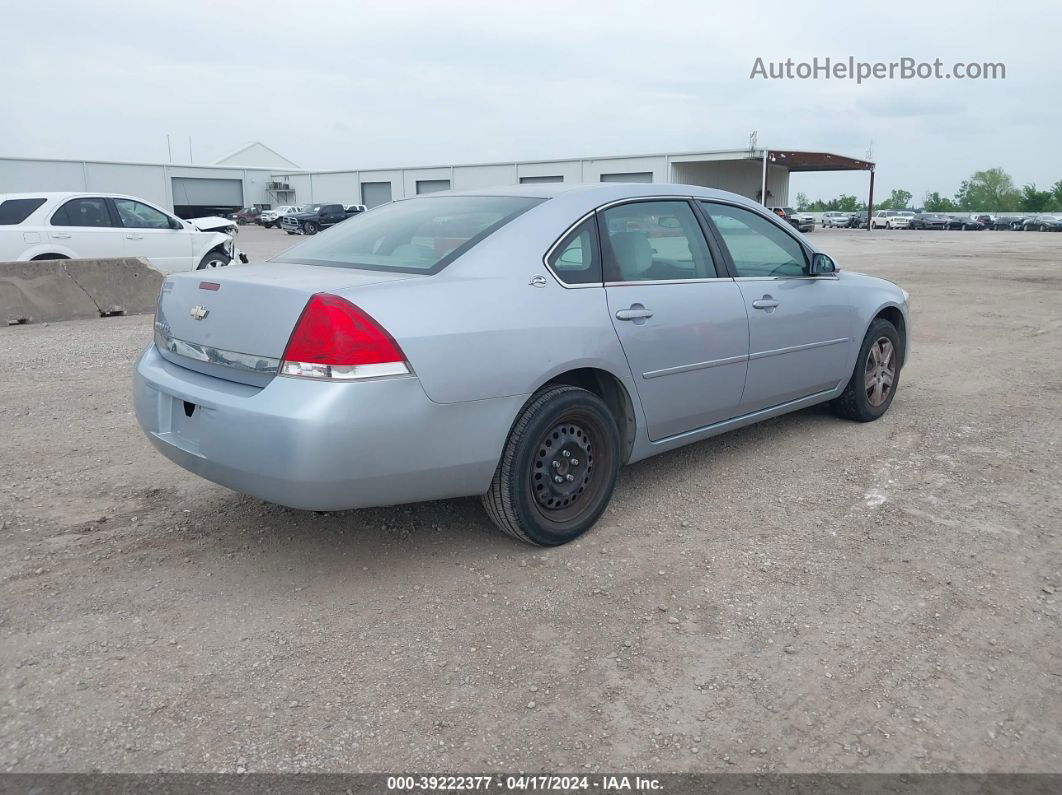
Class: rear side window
0,198,46,225
274,195,544,274
51,197,115,227
548,218,601,285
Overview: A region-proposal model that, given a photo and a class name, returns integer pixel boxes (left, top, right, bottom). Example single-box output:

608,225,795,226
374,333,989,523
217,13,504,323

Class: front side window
599,200,715,282
273,195,544,274
0,198,46,225
548,218,600,285
114,199,172,229
51,197,115,227
700,202,807,278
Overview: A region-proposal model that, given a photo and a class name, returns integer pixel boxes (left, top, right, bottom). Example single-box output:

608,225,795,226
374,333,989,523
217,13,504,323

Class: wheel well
543,368,637,462
874,306,906,366
30,253,69,261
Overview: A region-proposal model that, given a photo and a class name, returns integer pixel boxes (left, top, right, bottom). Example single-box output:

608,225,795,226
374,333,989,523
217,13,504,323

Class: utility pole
188,137,193,164
166,135,172,163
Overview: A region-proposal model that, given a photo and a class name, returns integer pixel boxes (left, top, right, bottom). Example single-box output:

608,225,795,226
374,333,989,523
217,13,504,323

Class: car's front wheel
196,250,232,270
303,221,318,235
831,318,901,422
483,385,620,546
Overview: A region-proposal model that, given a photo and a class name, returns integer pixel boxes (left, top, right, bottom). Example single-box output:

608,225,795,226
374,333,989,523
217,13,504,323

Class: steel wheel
529,416,605,522
864,337,896,407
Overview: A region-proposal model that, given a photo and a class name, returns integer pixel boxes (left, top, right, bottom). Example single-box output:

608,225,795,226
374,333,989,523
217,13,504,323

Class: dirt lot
1,226,1060,773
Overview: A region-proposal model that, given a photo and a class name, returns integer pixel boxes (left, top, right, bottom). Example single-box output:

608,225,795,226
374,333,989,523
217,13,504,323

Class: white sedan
0,192,247,274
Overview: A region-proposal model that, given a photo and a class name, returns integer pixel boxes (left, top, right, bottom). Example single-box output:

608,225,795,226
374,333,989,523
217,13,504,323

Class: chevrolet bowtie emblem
190,305,209,321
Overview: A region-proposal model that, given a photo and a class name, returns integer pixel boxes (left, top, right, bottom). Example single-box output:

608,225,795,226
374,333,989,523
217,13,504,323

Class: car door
113,197,194,273
322,204,345,226
598,199,749,441
699,200,855,414
48,196,127,257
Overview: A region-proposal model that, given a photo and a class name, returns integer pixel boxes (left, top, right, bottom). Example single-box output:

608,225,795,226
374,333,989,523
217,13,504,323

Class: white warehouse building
0,142,874,217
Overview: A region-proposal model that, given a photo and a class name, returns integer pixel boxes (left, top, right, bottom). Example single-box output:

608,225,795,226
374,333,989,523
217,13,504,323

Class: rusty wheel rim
864,337,896,407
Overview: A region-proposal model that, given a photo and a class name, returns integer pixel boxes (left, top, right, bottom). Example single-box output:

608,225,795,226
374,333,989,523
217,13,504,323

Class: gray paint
171,177,244,207
134,182,909,511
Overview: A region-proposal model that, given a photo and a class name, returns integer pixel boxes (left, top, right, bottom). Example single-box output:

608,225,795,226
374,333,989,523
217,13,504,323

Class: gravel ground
1,227,1060,773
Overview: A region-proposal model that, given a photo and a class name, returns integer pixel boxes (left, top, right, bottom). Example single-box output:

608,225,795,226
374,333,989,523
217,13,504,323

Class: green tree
1020,184,1053,213
888,189,913,210
923,192,958,213
955,168,1021,211
832,194,862,212
795,192,809,211
1050,180,1062,210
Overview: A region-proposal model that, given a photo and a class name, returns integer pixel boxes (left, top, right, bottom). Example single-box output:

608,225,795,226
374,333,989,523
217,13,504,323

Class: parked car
259,206,303,229
0,192,247,273
795,212,815,233
344,204,368,217
233,207,261,225
870,210,897,229
908,213,949,230
769,207,803,232
135,183,910,546
1023,214,1062,232
945,216,984,230
998,216,1026,231
849,211,869,229
822,211,854,228
281,203,349,235
969,214,994,227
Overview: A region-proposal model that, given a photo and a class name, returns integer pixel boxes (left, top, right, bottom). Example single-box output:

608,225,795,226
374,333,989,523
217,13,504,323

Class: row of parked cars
233,204,367,235
822,209,1062,231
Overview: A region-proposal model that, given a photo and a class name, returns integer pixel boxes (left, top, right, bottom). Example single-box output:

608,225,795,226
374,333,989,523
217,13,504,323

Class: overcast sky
2,1,1059,202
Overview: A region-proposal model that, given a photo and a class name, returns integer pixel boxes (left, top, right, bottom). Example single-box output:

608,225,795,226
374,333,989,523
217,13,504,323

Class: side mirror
809,253,837,275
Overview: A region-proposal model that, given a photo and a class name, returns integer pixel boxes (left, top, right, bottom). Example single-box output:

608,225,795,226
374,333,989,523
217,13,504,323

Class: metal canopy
765,150,874,172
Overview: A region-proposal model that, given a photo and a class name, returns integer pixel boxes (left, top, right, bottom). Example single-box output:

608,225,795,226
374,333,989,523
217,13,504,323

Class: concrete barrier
0,257,162,325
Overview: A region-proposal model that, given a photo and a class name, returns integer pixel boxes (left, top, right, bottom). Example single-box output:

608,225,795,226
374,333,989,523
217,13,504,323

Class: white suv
0,193,246,273
259,205,303,229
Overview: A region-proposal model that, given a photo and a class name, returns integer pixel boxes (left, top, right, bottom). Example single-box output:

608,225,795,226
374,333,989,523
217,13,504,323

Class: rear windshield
0,198,46,225
273,195,544,274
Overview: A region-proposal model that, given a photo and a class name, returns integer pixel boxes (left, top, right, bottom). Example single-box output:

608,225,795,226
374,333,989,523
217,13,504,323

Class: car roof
409,182,770,207
0,191,154,203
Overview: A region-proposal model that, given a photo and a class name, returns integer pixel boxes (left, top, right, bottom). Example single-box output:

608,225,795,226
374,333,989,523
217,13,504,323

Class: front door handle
752,296,780,310
615,305,654,322
125,234,143,240
50,232,71,239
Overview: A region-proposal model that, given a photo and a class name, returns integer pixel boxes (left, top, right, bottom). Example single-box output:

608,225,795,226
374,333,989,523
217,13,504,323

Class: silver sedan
135,183,910,545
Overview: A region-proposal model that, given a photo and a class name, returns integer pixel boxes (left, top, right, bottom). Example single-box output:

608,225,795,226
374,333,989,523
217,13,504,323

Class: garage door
416,179,451,194
361,182,393,208
600,172,653,183
171,177,244,207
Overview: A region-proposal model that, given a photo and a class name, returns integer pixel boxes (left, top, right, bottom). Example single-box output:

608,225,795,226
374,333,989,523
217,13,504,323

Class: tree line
795,168,1062,214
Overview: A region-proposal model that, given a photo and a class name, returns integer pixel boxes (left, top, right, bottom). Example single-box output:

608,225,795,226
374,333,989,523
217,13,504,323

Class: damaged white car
0,192,248,274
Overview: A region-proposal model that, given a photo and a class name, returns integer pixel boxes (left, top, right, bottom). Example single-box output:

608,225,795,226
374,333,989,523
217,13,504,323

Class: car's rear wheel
30,253,69,260
831,318,901,422
483,385,620,546
303,221,318,235
196,250,231,270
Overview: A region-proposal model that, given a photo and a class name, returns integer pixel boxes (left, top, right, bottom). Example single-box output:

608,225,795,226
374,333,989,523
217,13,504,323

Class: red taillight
279,293,409,380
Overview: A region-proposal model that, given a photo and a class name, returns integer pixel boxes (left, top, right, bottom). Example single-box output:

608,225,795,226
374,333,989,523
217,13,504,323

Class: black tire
286,230,295,235
831,318,901,422
196,250,232,270
303,221,318,235
30,253,69,260
482,385,620,546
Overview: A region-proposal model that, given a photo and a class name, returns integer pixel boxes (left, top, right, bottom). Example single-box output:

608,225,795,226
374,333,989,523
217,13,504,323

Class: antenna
866,139,874,162
166,134,172,163
749,130,758,152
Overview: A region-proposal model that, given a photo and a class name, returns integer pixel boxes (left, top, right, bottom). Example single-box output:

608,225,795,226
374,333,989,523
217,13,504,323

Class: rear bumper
133,345,522,511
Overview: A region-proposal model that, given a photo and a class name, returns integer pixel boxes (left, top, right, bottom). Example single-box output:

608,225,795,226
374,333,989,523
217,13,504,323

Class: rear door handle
125,234,143,240
50,232,71,239
615,307,654,321
752,297,780,310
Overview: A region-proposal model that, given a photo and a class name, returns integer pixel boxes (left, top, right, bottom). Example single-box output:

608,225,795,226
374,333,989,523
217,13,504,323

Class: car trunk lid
155,262,422,386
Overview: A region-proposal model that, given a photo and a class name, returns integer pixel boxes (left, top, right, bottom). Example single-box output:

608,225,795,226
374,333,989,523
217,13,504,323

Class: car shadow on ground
153,402,845,571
